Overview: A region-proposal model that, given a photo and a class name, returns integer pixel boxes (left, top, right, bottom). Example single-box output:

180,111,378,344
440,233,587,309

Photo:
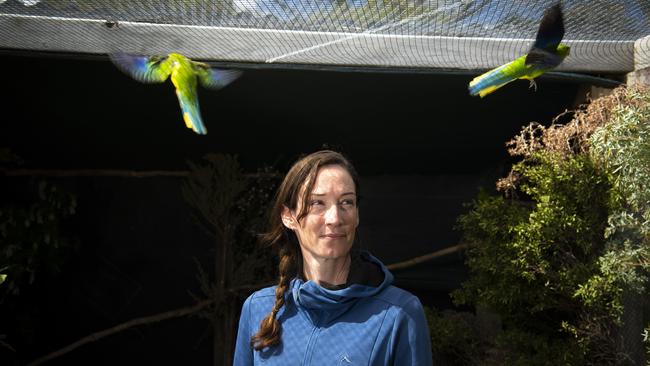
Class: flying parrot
468,3,569,98
109,52,242,135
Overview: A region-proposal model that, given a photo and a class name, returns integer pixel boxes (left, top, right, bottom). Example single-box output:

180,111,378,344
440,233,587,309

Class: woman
233,150,432,365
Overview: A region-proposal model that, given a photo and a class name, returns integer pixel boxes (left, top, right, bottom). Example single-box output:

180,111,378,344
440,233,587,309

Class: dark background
0,53,583,364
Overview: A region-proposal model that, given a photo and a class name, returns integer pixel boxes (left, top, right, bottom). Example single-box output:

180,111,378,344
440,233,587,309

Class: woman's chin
315,243,352,259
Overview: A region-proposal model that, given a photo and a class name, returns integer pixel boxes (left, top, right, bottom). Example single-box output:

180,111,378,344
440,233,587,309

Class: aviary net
0,0,649,72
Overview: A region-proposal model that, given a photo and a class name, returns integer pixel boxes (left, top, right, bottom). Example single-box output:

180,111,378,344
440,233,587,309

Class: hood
290,251,393,321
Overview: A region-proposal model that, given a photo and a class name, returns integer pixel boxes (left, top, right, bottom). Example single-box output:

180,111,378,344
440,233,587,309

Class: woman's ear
281,206,296,230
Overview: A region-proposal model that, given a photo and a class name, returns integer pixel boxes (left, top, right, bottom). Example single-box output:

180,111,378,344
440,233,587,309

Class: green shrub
454,152,612,364
454,85,650,365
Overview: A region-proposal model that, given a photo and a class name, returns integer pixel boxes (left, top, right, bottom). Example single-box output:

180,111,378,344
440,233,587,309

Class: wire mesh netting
0,1,649,71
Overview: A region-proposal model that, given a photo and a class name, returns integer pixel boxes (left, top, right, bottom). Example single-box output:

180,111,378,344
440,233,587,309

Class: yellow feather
183,113,193,129
478,82,510,98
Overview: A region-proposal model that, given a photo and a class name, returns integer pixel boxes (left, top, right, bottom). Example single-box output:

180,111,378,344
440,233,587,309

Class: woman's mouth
322,233,346,238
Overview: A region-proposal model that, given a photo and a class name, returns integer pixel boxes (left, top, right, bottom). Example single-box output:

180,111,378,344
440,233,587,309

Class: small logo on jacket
340,354,352,364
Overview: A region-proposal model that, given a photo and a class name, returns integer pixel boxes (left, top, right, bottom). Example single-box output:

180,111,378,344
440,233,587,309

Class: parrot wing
194,62,242,90
525,48,564,68
530,3,564,52
174,85,207,135
525,3,566,68
109,53,171,83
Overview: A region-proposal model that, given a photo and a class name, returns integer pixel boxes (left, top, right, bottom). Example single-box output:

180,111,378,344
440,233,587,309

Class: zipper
302,312,322,366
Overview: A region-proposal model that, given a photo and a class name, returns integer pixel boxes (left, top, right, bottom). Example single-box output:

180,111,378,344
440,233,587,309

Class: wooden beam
0,14,635,72
635,34,650,70
627,67,650,87
1,168,189,178
0,168,280,178
627,35,650,86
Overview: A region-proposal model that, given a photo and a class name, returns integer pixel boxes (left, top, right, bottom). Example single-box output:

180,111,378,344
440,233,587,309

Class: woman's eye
341,199,356,206
310,200,323,206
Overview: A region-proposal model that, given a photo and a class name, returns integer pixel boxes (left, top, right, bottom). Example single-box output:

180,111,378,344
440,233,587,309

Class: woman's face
282,165,359,261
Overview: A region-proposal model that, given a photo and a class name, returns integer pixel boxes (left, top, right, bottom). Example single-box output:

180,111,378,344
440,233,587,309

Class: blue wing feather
109,53,170,83
195,64,242,90
532,3,564,51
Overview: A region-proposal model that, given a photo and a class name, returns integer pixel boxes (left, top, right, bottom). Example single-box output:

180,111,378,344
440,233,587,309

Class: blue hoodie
233,252,433,366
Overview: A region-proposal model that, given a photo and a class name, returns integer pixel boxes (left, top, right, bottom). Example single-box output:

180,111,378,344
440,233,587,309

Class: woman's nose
324,204,342,225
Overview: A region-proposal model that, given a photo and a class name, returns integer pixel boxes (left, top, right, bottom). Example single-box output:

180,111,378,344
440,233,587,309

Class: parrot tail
468,66,517,98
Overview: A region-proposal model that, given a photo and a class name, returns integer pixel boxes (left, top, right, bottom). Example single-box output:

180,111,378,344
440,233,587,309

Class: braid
251,248,296,350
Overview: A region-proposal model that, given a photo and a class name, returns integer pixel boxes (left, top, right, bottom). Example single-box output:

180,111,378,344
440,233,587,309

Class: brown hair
250,150,360,350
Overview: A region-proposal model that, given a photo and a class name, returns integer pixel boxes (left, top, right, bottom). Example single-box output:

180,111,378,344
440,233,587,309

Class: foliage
230,165,280,286
494,328,585,366
588,86,650,366
455,85,650,365
0,180,76,358
183,154,247,241
182,153,278,291
424,306,484,366
454,152,612,364
586,86,650,298
0,180,77,302
0,150,77,358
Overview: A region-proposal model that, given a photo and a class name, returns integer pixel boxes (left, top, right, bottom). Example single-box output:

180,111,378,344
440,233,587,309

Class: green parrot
469,3,570,98
109,52,242,135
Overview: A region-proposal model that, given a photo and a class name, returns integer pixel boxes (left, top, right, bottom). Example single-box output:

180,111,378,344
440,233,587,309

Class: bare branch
27,299,213,366
0,334,15,352
386,244,468,271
